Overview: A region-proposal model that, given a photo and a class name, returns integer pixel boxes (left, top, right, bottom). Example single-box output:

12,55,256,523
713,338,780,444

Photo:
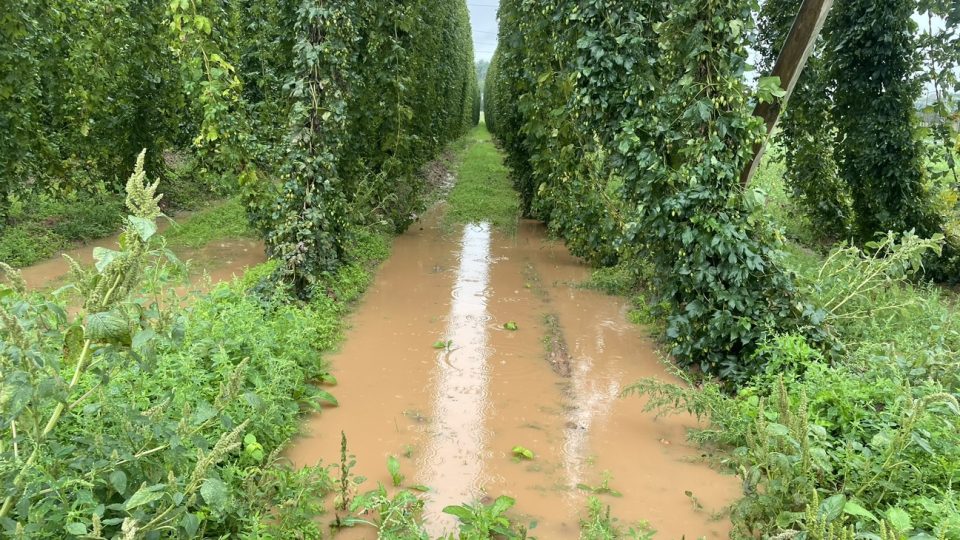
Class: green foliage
0,0,180,206
163,198,254,250
247,0,477,298
579,497,654,540
0,191,124,268
0,155,392,536
483,52,499,134
830,0,943,244
749,148,823,247
443,495,529,539
511,445,534,460
757,0,851,242
346,485,429,539
576,471,623,498
387,455,404,487
489,0,822,381
623,234,960,537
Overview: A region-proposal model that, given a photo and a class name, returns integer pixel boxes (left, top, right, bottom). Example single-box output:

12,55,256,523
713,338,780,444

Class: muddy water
287,209,739,538
17,214,265,291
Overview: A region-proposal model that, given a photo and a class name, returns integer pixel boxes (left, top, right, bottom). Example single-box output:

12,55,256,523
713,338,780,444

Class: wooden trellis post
741,0,835,186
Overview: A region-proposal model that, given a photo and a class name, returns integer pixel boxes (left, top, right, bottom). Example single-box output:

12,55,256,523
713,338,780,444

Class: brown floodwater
16,212,266,292
287,207,740,539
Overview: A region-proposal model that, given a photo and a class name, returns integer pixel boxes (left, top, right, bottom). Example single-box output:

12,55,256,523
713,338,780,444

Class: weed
335,432,362,513
443,495,530,539
576,471,623,498
346,485,429,539
387,455,405,487
0,153,392,537
579,497,655,540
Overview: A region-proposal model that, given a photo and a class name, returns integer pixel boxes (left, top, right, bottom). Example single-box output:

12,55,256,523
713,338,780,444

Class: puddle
287,208,739,538
420,222,493,531
16,212,266,293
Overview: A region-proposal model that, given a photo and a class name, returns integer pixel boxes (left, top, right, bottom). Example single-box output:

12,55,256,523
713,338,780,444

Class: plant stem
0,273,121,519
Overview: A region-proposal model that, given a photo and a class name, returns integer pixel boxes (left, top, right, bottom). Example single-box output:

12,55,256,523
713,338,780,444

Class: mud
542,314,573,378
17,213,265,292
287,208,740,538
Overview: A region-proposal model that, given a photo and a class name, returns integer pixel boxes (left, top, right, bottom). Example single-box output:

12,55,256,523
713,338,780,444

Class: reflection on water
285,213,739,539
560,329,624,506
419,223,493,534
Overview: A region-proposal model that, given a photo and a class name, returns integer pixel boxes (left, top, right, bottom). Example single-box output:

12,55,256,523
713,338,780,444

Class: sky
467,1,500,61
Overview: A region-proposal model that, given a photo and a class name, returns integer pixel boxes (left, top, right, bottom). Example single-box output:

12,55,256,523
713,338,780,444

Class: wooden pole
741,0,834,186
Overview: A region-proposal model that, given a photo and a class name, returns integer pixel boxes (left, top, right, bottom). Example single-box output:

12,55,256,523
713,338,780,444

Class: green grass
749,146,821,247
0,191,124,267
164,197,255,249
445,124,520,231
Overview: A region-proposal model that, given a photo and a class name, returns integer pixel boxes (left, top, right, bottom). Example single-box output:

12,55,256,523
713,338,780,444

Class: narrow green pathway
445,125,520,231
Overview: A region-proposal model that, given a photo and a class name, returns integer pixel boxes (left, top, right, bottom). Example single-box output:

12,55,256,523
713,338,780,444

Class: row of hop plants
756,0,960,274
486,0,814,383
1,0,479,285
1,0,481,536
487,0,960,536
483,0,959,385
178,0,479,298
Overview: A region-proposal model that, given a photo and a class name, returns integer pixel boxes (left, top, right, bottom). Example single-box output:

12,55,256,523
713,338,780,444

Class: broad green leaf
387,455,401,477
127,216,157,242
0,371,33,417
85,311,128,341
491,495,516,515
819,494,846,521
132,329,156,350
885,507,912,532
442,505,474,521
125,483,166,510
181,513,200,536
387,455,403,486
511,445,534,460
110,470,127,494
843,500,879,523
757,76,787,103
65,522,87,535
93,247,122,272
200,478,229,511
315,389,338,406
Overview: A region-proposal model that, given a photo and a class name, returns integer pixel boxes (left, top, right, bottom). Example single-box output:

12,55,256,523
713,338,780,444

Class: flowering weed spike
125,149,163,220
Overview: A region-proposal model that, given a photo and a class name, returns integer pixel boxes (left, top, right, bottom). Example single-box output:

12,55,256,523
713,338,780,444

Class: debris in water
543,313,572,377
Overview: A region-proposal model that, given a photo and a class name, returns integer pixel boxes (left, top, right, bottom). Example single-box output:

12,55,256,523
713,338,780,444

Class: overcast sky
468,1,500,61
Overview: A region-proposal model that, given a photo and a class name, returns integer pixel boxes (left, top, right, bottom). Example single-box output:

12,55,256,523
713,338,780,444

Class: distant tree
476,59,490,90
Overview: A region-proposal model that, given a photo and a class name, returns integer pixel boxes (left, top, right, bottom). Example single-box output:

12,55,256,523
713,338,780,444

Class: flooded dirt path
17,212,265,292
287,207,740,538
